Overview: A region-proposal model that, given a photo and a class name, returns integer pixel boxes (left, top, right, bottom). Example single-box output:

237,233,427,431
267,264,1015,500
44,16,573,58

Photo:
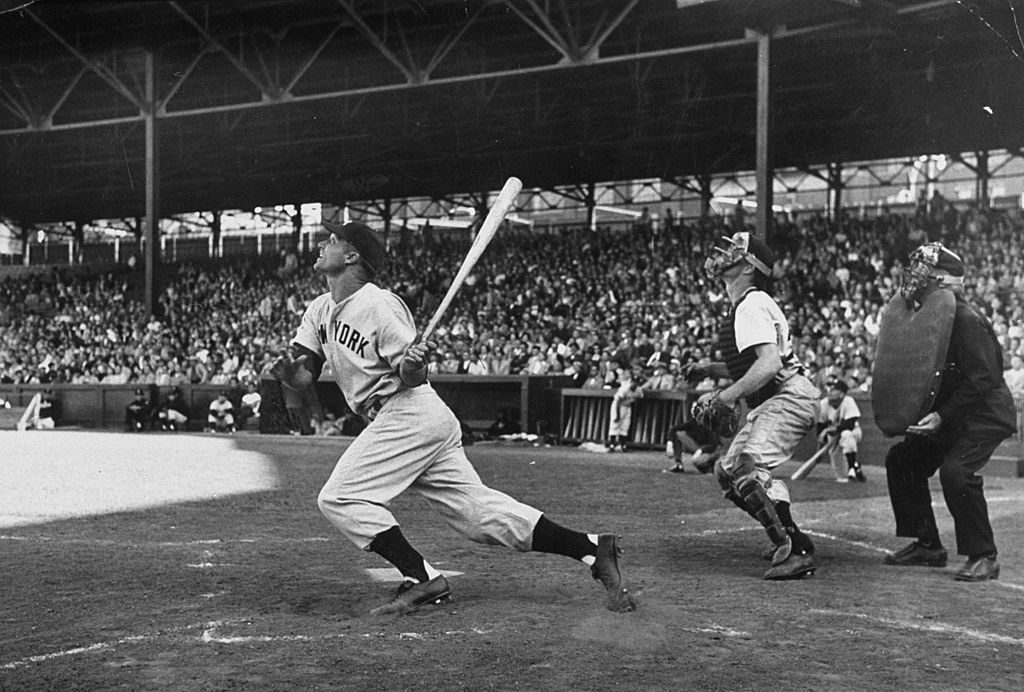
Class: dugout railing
0,375,573,438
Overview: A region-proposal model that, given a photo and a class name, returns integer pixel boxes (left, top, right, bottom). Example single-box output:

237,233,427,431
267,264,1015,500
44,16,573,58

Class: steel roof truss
24,8,144,113
168,1,273,101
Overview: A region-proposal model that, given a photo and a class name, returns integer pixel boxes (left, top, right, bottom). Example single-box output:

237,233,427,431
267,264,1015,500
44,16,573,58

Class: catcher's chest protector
871,290,955,436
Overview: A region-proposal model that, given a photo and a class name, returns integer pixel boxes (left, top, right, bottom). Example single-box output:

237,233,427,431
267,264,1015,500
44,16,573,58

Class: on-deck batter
269,220,636,614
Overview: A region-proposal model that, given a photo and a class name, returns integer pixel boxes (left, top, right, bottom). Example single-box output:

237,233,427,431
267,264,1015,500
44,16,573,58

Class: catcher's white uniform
292,283,542,550
718,289,819,505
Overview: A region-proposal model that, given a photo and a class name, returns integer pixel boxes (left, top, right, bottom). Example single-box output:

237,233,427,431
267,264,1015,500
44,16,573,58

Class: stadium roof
1,0,1022,223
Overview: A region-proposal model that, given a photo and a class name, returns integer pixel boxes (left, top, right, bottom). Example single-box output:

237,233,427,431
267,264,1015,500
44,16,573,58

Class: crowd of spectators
1,199,1023,404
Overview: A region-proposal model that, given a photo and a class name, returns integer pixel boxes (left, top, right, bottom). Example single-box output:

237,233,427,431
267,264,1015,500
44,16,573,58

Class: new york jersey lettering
326,321,369,358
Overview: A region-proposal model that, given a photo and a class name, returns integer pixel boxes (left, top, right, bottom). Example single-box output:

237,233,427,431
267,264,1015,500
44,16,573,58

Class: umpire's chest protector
871,290,955,436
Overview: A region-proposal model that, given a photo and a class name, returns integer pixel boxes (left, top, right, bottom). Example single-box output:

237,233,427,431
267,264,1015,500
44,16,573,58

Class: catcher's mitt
690,390,741,438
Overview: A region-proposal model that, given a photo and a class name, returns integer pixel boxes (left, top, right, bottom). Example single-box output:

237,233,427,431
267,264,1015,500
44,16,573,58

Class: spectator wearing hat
126,388,151,432
641,356,676,391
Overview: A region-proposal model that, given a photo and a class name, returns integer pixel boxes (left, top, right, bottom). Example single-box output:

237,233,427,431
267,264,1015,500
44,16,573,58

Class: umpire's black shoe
955,555,1000,582
370,575,451,615
591,534,637,612
884,541,948,567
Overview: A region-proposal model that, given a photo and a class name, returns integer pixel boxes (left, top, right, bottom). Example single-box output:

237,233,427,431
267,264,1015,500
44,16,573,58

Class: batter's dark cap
322,220,387,275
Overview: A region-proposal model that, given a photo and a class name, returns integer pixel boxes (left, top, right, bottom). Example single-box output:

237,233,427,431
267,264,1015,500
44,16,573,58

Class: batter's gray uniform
292,283,542,551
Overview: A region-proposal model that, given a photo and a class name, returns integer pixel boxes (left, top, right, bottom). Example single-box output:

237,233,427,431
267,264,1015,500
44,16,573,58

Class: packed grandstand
2,200,1022,403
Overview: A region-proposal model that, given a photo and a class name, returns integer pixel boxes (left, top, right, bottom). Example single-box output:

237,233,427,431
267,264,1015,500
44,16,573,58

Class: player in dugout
268,221,636,614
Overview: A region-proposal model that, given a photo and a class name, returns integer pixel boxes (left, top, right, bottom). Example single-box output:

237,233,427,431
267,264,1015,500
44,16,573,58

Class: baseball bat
790,440,836,481
421,176,522,340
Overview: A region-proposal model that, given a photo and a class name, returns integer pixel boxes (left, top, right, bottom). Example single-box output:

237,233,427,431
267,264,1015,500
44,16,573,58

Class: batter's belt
365,393,395,421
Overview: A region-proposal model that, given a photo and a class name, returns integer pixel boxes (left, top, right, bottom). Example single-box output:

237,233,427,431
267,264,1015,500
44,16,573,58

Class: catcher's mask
899,242,964,303
704,232,774,280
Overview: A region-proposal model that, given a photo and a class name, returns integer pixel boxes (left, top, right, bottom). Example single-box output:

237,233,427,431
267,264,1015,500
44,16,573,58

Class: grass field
2,430,1024,691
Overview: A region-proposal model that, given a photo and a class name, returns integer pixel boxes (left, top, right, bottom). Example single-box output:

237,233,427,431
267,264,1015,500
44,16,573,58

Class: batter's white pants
317,385,543,551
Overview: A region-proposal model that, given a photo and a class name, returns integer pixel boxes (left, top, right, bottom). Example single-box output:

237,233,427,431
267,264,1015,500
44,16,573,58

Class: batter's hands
399,337,436,387
907,411,941,435
268,350,314,390
402,338,437,370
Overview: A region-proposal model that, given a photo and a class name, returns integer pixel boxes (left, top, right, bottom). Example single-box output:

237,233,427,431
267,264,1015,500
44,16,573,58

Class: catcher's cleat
883,541,947,567
591,534,637,612
763,552,816,580
370,575,451,615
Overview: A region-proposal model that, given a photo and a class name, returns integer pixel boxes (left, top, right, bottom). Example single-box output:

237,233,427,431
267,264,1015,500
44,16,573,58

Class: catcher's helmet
704,232,774,280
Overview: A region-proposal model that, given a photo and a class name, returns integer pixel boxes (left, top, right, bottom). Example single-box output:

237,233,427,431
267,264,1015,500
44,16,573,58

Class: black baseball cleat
955,555,1000,582
884,541,948,567
370,575,451,615
763,552,816,580
591,534,638,612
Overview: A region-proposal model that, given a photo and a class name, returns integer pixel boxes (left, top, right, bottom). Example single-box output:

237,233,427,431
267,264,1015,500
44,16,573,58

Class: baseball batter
270,221,636,614
688,232,820,580
816,379,865,482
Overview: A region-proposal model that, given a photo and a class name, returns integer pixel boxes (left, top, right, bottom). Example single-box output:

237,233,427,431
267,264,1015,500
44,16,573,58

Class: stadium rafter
0,0,1022,224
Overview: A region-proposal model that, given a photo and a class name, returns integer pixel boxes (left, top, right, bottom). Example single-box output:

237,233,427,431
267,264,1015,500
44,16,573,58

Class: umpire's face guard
899,244,963,304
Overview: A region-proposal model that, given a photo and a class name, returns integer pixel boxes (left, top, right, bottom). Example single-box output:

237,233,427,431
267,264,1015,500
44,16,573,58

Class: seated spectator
641,358,676,391
206,390,236,433
125,388,151,432
155,387,191,431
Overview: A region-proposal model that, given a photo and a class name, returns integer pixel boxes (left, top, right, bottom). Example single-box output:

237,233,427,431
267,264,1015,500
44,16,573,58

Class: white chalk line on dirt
811,609,1024,646
0,622,208,671
1,619,502,670
0,534,333,547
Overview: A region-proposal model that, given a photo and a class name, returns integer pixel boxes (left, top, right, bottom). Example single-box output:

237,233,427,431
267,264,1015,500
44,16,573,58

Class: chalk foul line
811,609,1024,646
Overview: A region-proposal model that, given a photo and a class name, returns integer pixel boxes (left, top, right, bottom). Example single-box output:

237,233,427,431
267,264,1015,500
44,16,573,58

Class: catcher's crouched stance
270,221,637,615
689,232,821,580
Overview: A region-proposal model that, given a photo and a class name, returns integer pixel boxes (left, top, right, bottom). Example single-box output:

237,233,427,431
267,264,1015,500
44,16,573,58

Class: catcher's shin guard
736,477,791,565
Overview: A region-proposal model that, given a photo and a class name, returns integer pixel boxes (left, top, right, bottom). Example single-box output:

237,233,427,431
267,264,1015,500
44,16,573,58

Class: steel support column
144,50,160,317
752,27,778,243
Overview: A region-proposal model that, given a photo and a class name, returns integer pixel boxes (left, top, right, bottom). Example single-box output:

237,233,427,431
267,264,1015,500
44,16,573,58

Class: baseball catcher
686,232,820,580
877,242,1016,582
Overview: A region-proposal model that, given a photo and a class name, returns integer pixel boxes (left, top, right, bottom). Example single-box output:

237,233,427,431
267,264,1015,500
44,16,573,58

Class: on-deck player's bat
420,176,522,340
790,439,837,481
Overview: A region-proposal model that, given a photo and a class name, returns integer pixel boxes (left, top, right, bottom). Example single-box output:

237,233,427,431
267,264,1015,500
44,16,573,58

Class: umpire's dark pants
885,429,1005,557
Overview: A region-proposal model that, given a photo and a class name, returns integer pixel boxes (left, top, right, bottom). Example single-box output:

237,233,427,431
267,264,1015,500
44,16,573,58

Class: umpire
882,243,1017,581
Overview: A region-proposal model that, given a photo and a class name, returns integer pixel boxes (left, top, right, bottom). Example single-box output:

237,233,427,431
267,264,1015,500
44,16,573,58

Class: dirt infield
2,431,1024,690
